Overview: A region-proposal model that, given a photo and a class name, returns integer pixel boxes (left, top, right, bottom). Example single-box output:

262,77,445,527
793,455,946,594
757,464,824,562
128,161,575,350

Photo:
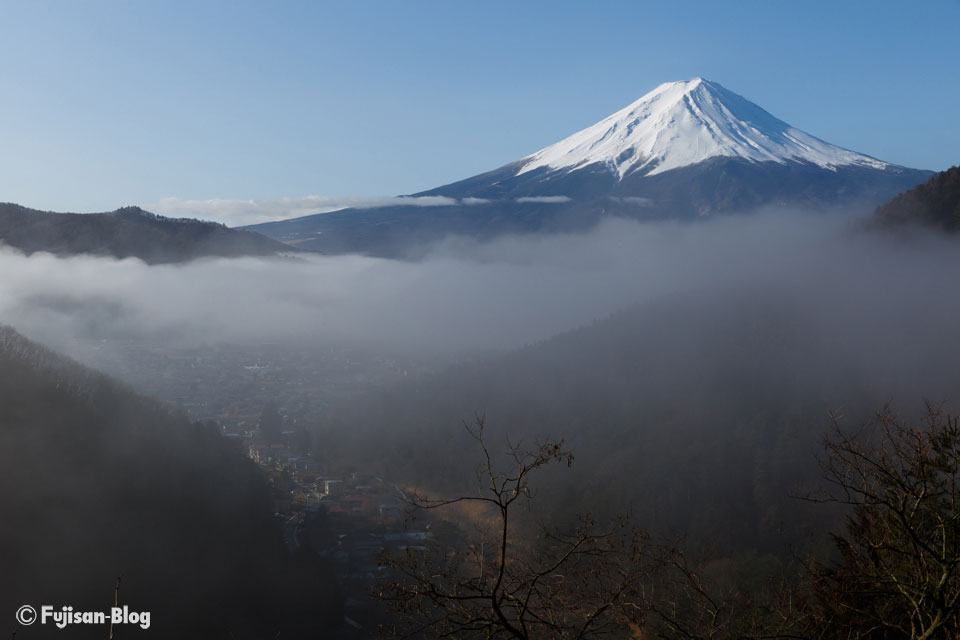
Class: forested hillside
0,326,341,638
873,165,960,231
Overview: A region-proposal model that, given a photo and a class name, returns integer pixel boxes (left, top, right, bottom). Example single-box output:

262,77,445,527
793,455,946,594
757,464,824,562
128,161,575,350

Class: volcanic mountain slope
0,325,340,638
248,78,932,256
0,203,295,263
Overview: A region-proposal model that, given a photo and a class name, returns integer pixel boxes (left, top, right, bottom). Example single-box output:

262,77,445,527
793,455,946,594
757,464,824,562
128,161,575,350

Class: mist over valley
2,7,959,635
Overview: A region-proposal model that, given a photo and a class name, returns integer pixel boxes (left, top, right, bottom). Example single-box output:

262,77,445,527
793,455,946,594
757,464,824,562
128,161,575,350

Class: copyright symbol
16,605,37,626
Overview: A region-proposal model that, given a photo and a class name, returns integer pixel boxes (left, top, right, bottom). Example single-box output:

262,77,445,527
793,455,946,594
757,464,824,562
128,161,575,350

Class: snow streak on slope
517,78,889,179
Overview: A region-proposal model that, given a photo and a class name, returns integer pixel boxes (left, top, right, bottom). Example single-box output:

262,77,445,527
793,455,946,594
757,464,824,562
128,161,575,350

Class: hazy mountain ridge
327,253,960,553
327,291,837,551
0,203,295,264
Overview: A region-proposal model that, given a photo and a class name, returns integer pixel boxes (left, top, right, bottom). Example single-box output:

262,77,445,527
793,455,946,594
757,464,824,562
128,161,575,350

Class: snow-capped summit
517,78,889,179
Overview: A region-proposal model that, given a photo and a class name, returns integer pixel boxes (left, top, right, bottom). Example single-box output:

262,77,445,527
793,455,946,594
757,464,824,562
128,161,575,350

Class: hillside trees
379,405,960,639
803,406,960,638
873,166,960,231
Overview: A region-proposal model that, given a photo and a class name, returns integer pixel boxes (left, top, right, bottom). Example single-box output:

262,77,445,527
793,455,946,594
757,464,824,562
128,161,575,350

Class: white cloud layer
515,196,571,203
145,195,459,226
2,212,960,373
143,194,578,226
609,196,654,206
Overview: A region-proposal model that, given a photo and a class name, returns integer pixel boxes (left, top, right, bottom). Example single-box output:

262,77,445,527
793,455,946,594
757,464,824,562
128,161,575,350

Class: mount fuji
248,78,932,256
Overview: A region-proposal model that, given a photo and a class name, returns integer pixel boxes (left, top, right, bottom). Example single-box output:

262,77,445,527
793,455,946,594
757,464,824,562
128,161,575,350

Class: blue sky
1,0,958,220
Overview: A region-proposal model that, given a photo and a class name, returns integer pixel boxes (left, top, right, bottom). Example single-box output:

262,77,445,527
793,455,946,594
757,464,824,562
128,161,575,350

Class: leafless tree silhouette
379,416,647,639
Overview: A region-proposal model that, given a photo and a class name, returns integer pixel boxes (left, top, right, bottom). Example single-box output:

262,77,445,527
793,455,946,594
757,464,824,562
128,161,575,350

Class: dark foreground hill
0,203,294,263
873,165,960,231
0,326,340,638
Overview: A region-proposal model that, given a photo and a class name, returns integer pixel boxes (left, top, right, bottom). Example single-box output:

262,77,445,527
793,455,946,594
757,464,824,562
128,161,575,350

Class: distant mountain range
0,203,293,263
247,78,933,256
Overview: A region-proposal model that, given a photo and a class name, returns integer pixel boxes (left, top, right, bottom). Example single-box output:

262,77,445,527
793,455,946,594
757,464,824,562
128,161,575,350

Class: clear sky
1,0,958,219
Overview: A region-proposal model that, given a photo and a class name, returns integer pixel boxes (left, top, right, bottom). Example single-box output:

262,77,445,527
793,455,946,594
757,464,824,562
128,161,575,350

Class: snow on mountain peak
517,78,889,179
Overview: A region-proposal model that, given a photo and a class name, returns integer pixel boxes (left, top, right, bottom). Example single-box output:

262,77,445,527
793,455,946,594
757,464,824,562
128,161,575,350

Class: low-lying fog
1,211,959,399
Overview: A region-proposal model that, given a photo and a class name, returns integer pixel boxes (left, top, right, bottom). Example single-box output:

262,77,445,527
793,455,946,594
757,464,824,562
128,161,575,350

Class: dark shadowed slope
873,165,960,231
0,326,341,638
0,203,295,263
